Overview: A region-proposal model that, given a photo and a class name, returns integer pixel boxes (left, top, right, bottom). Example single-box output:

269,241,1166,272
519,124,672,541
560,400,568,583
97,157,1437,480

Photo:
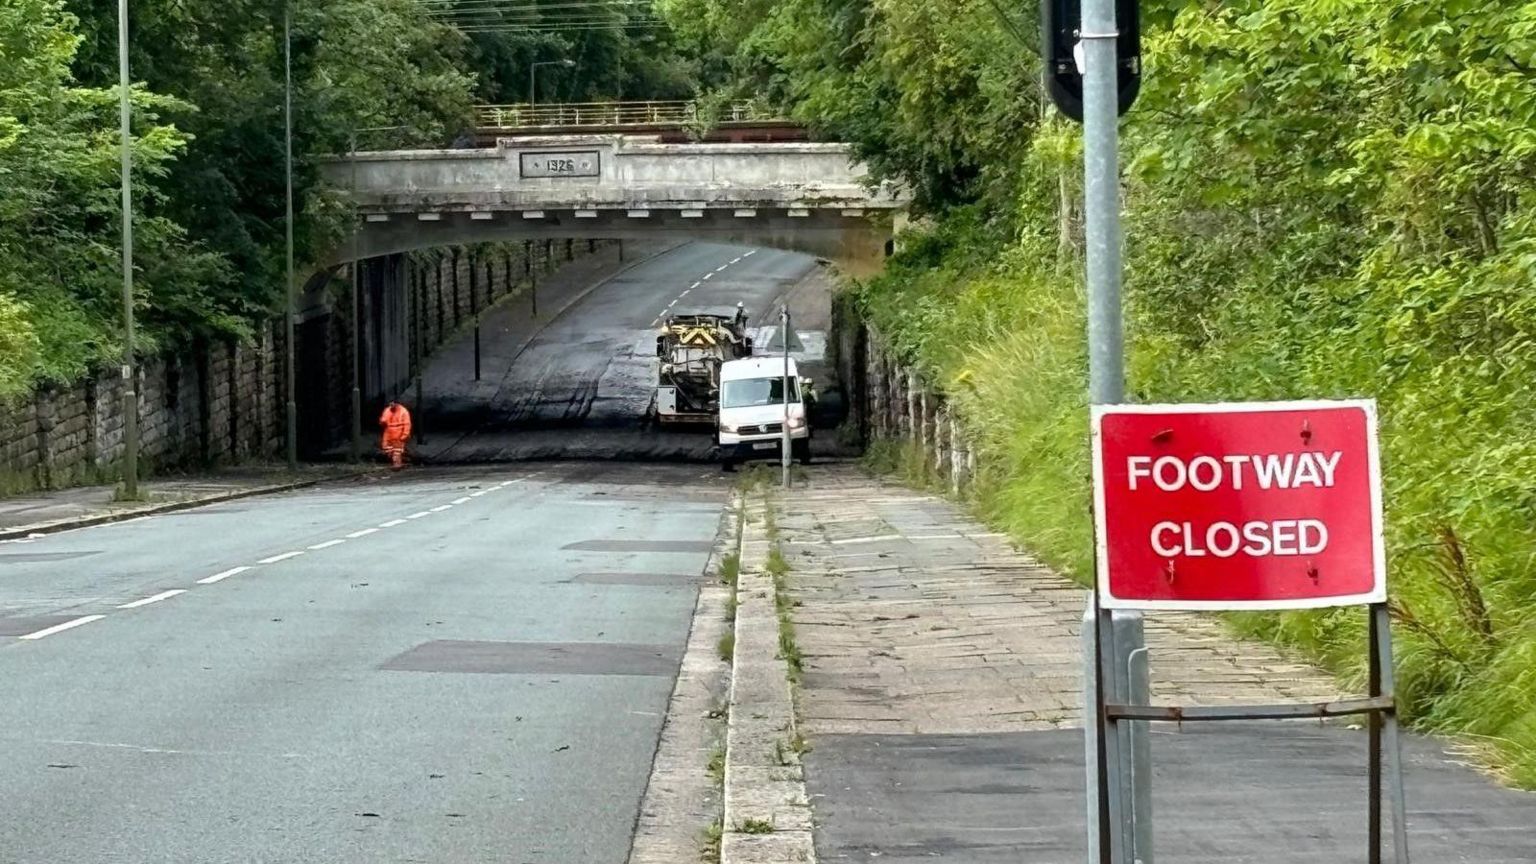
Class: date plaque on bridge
519,150,601,178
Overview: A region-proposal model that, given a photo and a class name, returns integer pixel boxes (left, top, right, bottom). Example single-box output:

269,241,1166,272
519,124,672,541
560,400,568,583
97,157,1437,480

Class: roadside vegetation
663,0,1536,786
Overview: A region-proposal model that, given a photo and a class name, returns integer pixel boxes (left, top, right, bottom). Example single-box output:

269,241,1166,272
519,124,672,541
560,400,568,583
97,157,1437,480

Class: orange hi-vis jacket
379,403,412,447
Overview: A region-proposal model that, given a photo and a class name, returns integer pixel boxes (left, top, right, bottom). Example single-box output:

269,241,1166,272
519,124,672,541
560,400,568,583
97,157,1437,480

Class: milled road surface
0,463,729,863
419,241,817,462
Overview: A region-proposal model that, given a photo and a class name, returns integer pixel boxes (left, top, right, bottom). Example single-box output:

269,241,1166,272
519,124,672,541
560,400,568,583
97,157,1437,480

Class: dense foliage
0,0,694,400
663,0,1536,784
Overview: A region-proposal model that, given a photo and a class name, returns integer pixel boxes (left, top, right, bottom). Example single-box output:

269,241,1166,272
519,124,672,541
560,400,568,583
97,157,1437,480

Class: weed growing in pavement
720,552,740,586
700,819,723,862
716,632,735,663
707,744,726,785
738,818,775,835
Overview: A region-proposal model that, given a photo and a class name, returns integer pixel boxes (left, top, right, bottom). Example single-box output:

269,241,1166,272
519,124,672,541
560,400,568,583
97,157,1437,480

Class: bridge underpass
297,131,900,461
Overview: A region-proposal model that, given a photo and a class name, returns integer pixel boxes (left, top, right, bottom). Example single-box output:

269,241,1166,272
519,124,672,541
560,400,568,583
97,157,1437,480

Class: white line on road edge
406,511,432,520
731,256,743,264
197,566,250,585
379,519,407,528
744,249,756,256
345,527,379,538
308,539,346,550
498,480,515,487
451,496,472,505
19,615,107,641
470,489,490,497
118,589,187,609
429,505,452,513
258,550,305,564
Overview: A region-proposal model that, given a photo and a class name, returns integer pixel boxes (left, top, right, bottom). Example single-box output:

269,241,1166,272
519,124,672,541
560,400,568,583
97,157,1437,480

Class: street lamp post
283,6,298,472
528,58,576,109
118,0,139,499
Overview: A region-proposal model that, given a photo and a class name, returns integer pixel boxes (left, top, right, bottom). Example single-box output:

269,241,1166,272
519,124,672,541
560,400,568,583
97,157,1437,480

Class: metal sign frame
1088,401,1410,864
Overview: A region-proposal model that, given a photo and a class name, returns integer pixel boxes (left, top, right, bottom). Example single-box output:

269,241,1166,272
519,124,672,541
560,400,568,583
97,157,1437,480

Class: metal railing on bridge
475,100,782,131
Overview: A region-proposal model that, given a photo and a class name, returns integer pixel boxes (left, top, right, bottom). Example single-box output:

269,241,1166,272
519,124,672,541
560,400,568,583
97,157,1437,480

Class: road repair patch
380,640,681,676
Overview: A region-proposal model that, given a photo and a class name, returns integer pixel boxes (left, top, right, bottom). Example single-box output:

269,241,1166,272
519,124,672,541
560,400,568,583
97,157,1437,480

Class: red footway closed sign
1091,400,1385,610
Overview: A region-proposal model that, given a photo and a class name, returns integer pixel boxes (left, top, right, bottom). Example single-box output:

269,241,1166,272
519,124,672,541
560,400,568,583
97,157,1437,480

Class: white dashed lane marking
118,589,186,609
197,566,249,585
19,615,106,641
10,473,538,643
258,550,305,564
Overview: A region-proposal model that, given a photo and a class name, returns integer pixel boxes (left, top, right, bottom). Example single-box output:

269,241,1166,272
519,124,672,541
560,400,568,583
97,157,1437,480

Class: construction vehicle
653,312,753,425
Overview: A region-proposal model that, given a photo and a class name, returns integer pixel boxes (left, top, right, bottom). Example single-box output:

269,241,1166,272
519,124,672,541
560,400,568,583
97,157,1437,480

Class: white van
716,356,811,469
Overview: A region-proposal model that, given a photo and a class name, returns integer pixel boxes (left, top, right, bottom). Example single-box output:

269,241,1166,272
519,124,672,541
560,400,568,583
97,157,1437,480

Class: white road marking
258,550,305,564
379,519,407,528
470,489,491,498
197,566,250,585
690,281,702,289
715,264,729,273
20,615,107,640
346,527,380,539
731,256,743,264
451,496,472,505
406,511,432,520
308,539,345,550
498,480,515,487
429,504,452,513
118,589,187,609
702,272,713,280
678,289,691,297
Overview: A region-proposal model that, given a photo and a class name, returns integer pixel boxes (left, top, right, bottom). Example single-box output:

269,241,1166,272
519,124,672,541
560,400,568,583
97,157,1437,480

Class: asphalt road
0,463,730,863
419,241,818,463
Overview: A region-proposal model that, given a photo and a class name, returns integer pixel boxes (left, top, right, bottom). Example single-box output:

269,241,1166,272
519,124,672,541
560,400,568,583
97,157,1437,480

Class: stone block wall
0,328,285,493
860,323,978,496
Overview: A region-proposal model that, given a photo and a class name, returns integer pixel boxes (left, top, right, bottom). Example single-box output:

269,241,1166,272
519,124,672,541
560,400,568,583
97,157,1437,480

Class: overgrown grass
737,817,775,835
716,632,735,662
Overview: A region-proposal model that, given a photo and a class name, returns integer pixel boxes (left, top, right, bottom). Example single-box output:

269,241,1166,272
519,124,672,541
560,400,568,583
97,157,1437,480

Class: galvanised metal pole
283,6,298,471
117,0,139,499
348,128,361,463
781,305,791,490
1080,0,1150,861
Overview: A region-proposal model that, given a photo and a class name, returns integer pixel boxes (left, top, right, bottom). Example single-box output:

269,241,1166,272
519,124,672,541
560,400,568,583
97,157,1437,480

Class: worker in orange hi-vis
378,401,413,469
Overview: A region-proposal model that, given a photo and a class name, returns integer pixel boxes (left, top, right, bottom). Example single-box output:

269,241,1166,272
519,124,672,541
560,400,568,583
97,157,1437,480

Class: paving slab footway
771,466,1536,863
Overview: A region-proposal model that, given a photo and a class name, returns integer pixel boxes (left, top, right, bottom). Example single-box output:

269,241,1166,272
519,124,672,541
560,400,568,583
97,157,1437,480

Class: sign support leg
1096,607,1128,864
1369,602,1382,864
1373,603,1411,863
